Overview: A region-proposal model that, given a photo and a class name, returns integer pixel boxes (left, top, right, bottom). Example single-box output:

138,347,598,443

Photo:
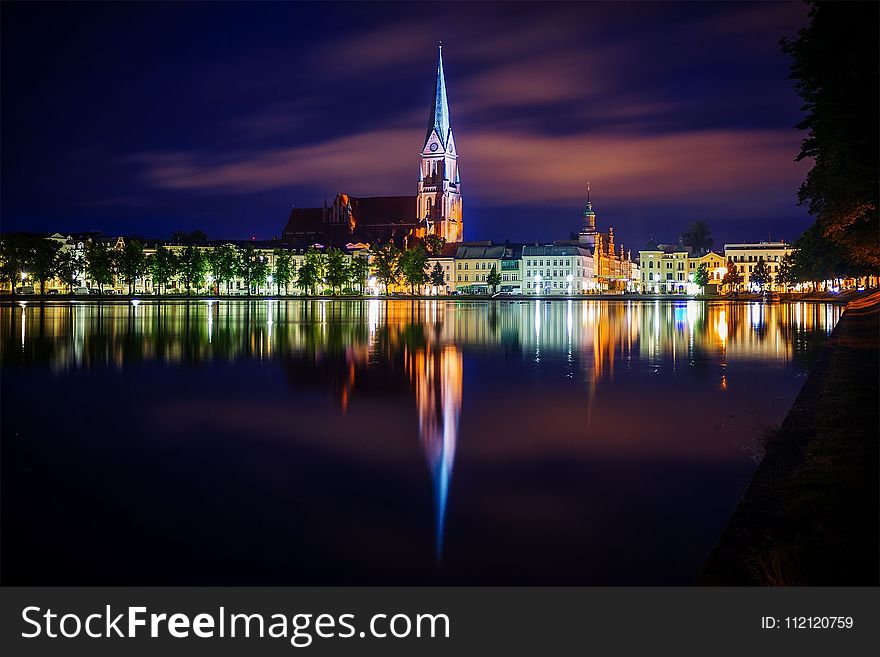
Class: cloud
133,122,806,211
127,2,808,222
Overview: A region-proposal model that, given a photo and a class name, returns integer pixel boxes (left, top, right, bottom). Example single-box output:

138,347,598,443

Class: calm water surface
0,299,841,584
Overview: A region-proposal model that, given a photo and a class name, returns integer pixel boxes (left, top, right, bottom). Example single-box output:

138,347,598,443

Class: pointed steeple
425,43,451,148
582,181,596,232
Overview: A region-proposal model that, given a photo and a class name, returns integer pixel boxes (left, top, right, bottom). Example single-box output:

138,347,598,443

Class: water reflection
0,300,841,580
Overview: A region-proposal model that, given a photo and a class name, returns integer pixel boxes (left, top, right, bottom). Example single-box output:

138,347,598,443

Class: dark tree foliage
424,234,447,257
789,221,853,286
399,245,429,294
172,230,209,245
30,239,61,294
430,261,446,288
680,221,714,254
780,1,879,270
694,262,709,290
116,240,147,294
751,259,772,292
486,265,502,293
722,257,741,293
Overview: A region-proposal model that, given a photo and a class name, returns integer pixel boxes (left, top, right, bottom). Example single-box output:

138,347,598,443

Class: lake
0,299,841,585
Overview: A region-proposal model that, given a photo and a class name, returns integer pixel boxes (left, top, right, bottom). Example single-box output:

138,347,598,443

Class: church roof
283,207,324,236
425,45,451,148
347,195,416,226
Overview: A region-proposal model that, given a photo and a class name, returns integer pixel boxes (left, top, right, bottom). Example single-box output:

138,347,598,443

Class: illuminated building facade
569,185,634,291
724,241,793,292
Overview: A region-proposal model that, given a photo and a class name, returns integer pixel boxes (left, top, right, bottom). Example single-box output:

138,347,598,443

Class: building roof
454,244,507,259
724,241,791,250
283,207,324,236
523,244,593,257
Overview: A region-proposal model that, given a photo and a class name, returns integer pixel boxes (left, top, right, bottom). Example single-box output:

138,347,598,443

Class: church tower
418,44,462,243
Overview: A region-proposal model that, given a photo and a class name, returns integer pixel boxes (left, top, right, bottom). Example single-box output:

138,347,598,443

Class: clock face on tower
429,143,438,152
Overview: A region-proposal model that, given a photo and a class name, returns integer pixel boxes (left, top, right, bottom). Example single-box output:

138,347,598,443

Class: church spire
425,43,451,148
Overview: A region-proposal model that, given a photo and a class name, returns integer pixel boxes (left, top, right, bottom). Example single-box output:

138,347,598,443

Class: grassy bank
700,292,880,585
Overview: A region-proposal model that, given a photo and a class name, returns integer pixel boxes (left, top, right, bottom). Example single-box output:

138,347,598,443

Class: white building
522,244,595,295
724,241,793,292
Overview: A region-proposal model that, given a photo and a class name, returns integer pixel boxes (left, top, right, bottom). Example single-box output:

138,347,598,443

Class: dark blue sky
2,1,812,249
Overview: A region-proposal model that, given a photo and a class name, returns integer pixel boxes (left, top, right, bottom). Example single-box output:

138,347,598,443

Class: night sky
2,1,812,249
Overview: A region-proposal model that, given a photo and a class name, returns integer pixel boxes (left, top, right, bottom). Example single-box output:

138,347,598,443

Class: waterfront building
639,239,691,294
522,244,595,294
281,45,462,248
452,243,506,294
723,241,793,292
639,240,731,294
688,250,728,293
499,246,524,294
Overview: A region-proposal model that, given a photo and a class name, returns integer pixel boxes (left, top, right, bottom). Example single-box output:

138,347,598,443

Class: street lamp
534,274,542,295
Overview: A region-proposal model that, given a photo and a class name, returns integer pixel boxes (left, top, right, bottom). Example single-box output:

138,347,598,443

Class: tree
84,241,114,293
429,261,446,289
777,253,797,290
0,233,34,297
486,264,502,294
150,245,177,295
680,221,713,254
780,2,878,270
325,248,348,294
55,250,80,292
371,242,400,294
721,258,741,294
424,234,447,257
31,239,61,295
399,245,429,294
237,245,267,295
178,245,206,295
787,222,853,290
172,230,208,245
751,258,772,292
347,255,370,293
694,262,709,291
207,244,239,295
296,250,321,295
116,240,147,295
273,248,294,295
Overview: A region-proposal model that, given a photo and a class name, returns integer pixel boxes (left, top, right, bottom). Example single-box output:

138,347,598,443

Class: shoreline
699,292,879,585
0,290,868,306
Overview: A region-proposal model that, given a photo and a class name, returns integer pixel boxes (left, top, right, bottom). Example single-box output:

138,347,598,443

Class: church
282,45,463,248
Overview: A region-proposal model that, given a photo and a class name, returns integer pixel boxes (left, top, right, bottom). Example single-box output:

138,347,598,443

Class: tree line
0,234,380,297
